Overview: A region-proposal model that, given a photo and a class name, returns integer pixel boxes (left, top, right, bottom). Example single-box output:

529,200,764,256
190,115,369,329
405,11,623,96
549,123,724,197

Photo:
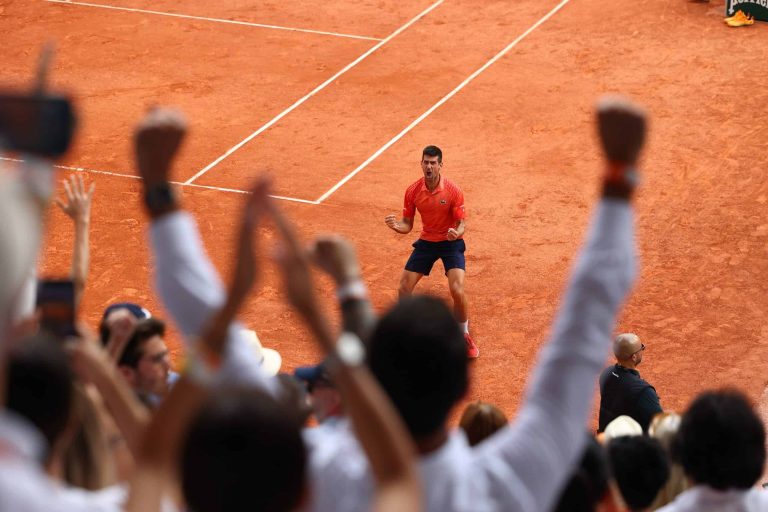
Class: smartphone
0,93,75,157
37,279,77,339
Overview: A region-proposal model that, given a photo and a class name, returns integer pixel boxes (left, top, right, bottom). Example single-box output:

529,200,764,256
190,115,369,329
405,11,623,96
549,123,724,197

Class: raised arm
133,108,273,391
125,178,267,512
68,329,150,459
475,96,645,512
55,175,94,307
270,203,421,512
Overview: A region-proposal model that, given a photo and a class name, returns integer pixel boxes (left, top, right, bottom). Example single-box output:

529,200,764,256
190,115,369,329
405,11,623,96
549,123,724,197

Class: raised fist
596,96,647,165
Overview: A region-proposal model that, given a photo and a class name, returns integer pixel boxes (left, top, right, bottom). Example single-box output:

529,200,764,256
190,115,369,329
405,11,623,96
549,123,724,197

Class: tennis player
385,145,479,358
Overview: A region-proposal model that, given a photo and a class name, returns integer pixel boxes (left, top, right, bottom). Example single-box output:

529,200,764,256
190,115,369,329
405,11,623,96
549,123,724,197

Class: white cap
241,329,282,376
603,415,643,441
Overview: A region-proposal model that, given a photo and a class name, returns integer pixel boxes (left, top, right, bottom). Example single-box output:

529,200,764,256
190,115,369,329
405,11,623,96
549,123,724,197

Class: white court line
315,0,574,204
0,157,319,204
45,0,382,41
185,0,445,185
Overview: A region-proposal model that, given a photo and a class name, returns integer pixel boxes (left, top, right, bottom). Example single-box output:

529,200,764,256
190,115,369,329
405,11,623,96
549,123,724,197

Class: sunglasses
631,344,646,356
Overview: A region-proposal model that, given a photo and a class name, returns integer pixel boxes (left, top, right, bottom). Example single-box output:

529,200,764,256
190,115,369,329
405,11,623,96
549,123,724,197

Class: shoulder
405,178,424,196
443,177,464,194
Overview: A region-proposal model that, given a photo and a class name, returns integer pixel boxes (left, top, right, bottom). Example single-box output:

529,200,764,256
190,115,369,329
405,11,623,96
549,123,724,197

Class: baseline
0,157,319,204
315,0,574,204
45,0,382,41
184,0,445,185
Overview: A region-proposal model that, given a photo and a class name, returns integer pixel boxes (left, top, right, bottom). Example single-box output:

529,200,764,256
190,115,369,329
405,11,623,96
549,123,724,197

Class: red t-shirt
403,176,465,242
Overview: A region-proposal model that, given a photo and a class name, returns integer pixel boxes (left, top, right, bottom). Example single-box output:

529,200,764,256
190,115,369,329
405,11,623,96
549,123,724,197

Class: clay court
4,0,768,425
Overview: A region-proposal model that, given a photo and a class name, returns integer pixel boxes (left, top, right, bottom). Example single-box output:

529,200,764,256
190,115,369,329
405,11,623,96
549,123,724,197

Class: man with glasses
116,317,172,407
598,333,662,432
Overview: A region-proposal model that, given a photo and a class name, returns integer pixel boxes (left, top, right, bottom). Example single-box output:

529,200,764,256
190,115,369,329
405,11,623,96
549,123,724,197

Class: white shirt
149,212,275,392
0,410,123,512
305,199,638,512
656,485,768,511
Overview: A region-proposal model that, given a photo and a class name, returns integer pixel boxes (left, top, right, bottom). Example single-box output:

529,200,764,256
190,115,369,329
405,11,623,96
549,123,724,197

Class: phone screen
37,279,77,338
0,94,75,157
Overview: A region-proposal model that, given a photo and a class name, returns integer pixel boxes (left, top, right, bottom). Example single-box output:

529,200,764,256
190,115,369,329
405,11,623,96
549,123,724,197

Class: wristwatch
335,332,366,367
144,182,177,213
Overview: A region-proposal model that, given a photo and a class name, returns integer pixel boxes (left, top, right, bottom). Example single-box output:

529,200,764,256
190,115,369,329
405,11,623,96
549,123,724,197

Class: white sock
460,320,469,334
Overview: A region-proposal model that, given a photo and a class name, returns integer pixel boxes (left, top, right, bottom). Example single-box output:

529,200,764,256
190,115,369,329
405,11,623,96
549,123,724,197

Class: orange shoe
725,10,754,26
465,333,479,359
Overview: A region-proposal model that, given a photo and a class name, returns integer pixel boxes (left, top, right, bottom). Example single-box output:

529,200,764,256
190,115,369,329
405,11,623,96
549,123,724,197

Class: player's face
421,155,442,182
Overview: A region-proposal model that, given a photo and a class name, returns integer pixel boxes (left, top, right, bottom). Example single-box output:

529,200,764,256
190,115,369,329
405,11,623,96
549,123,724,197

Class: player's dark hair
608,435,670,511
6,333,74,454
368,295,467,438
118,317,166,369
181,387,307,512
671,389,765,490
422,145,442,163
552,434,610,512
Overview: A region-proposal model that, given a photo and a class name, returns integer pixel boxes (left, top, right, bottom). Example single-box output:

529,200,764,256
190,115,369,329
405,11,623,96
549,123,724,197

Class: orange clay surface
4,0,768,429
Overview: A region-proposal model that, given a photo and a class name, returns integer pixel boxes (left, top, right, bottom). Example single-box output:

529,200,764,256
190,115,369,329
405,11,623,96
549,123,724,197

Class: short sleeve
452,186,466,220
403,185,417,218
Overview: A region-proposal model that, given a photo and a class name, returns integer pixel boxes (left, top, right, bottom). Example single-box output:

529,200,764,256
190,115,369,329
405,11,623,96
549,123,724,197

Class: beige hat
241,329,282,376
602,415,643,442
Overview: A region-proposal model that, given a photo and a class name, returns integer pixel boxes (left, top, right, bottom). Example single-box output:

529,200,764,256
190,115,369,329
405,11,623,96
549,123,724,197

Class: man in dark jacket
598,333,662,432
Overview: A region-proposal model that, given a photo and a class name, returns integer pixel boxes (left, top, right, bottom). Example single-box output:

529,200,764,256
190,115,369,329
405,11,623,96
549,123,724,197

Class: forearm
340,299,377,344
333,365,420,497
90,364,150,457
390,218,413,234
481,199,637,511
312,308,420,509
71,219,90,306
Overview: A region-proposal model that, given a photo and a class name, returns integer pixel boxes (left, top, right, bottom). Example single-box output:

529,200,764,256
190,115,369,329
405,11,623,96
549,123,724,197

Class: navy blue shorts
404,239,466,276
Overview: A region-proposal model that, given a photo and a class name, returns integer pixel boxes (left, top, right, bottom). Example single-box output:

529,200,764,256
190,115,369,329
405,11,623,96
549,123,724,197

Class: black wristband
144,182,177,214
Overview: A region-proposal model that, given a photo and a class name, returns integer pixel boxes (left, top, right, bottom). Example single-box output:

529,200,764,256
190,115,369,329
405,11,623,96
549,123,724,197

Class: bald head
613,333,642,361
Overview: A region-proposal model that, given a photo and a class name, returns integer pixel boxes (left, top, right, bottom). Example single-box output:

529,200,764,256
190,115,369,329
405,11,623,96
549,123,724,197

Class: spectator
552,434,613,512
2,332,129,510
600,415,642,443
116,317,171,406
295,362,344,426
648,413,688,509
181,386,307,512
598,333,662,432
658,390,767,511
458,400,507,446
6,334,75,463
607,435,669,511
